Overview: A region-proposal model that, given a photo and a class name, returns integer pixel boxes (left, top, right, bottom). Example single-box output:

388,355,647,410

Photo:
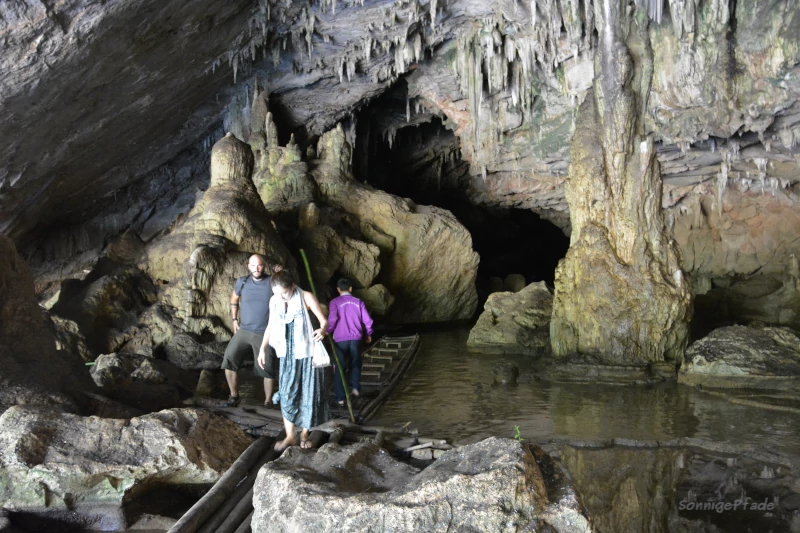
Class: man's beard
251,270,265,280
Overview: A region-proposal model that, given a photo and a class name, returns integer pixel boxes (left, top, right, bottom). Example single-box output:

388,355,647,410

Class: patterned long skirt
278,321,330,429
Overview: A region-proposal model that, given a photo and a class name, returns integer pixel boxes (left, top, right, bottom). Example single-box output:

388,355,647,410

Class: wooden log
304,429,325,448
411,448,434,460
417,437,448,446
233,511,253,533
215,487,254,533
403,441,433,453
196,439,282,533
383,437,418,451
242,426,283,439
167,436,273,533
327,427,344,445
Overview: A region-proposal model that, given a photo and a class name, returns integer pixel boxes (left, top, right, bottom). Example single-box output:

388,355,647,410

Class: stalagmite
550,0,692,366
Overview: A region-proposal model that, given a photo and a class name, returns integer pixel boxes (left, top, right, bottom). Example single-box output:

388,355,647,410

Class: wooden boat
331,333,421,423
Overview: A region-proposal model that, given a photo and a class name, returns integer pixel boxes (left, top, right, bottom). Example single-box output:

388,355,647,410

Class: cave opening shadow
352,98,570,306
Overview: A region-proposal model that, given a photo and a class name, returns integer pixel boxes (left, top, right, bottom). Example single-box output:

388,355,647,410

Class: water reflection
371,328,800,455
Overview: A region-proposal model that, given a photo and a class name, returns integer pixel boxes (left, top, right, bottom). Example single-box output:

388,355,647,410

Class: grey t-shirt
234,275,272,334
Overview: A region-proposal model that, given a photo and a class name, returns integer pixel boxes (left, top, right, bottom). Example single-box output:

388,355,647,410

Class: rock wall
312,124,479,323
0,236,86,414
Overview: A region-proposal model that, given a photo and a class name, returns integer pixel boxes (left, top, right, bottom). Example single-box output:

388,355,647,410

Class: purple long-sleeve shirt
327,293,374,342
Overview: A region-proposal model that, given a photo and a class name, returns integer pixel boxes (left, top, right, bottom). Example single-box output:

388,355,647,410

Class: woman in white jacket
258,270,330,451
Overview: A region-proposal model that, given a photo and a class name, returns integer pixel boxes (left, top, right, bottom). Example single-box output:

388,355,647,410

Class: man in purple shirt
327,277,374,406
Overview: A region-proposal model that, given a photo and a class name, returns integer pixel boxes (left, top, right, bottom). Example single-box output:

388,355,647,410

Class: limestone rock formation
49,267,160,356
250,93,316,214
468,282,553,355
550,7,692,365
679,325,800,390
297,225,381,289
252,437,592,533
48,315,93,363
143,133,293,329
0,236,86,414
163,332,228,370
112,304,230,361
353,285,395,317
0,406,251,530
313,124,479,323
90,352,191,413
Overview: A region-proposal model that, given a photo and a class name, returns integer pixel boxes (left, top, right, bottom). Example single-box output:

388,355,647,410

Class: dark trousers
332,340,362,402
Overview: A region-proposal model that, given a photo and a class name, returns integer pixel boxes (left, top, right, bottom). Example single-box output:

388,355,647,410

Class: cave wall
1,0,799,336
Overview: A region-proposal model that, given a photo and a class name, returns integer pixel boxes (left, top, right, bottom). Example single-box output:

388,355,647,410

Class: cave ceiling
1,0,799,245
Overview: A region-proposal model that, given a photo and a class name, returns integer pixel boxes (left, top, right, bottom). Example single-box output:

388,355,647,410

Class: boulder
487,276,504,295
312,124,479,323
90,353,193,412
297,226,381,289
468,282,553,355
678,325,800,390
0,406,252,530
503,273,527,293
354,285,395,316
0,236,87,414
252,437,592,533
163,332,226,370
112,304,230,359
143,133,294,329
48,266,160,355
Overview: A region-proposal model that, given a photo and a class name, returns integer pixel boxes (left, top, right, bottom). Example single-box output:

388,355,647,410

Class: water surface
371,328,800,456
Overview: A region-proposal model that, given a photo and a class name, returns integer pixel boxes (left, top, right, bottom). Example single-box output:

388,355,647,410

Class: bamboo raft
166,422,455,533
333,333,421,423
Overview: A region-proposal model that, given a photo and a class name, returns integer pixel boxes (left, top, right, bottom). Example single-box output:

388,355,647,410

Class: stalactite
430,0,438,29
717,161,728,215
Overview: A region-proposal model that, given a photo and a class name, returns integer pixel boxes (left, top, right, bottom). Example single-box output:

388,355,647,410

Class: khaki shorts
221,328,277,379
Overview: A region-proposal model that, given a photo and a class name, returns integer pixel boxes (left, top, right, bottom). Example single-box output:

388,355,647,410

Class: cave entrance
352,86,569,302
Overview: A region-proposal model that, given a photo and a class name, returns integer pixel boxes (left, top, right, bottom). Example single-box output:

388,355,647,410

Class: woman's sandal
300,439,313,449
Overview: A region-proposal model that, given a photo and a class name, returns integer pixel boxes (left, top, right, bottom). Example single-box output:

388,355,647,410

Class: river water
370,327,800,456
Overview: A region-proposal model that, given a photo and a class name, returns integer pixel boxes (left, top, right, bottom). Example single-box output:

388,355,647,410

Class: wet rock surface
252,437,592,533
0,406,251,530
679,325,800,390
468,282,553,355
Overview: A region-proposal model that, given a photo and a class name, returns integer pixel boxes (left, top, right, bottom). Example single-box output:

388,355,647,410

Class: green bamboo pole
299,249,356,423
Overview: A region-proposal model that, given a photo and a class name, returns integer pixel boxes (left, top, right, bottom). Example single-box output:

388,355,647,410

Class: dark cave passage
351,86,569,299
